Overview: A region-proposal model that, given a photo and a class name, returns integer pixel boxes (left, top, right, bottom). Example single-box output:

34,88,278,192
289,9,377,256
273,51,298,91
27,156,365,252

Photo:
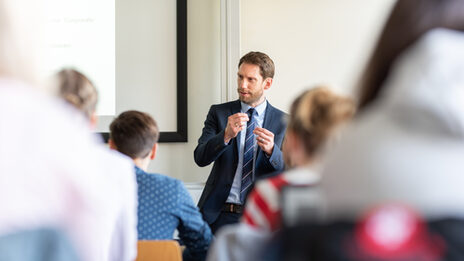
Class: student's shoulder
255,172,287,191
136,170,181,187
99,148,135,181
94,148,137,200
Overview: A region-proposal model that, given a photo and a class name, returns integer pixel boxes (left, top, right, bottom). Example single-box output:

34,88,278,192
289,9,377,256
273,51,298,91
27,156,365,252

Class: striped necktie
240,108,256,203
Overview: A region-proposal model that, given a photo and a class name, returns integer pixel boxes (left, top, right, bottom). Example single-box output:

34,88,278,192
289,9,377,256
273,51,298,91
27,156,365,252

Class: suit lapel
231,99,242,115
262,101,275,130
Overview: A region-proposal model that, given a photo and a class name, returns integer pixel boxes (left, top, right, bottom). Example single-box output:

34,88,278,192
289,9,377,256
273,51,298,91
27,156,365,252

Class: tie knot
247,108,255,118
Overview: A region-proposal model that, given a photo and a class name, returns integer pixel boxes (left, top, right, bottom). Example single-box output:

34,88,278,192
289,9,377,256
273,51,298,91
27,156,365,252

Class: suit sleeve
175,181,213,261
265,144,284,171
194,105,231,167
259,122,286,173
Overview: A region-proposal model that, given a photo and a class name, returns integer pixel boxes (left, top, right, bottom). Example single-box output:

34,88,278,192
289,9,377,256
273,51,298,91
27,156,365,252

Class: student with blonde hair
56,68,98,126
242,86,355,232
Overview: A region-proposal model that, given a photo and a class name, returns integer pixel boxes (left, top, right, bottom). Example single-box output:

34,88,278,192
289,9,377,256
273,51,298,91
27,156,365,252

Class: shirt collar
240,100,267,116
134,165,144,174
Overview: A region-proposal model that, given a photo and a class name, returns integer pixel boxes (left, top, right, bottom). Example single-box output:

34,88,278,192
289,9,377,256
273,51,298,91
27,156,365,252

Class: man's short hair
238,51,275,79
110,110,159,159
57,68,98,119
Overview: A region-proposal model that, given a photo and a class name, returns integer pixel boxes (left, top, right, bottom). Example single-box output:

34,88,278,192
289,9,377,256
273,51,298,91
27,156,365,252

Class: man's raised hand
224,112,249,143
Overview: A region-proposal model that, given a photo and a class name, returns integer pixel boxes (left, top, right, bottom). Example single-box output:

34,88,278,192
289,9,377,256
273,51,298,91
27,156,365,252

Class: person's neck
300,156,315,167
133,157,150,171
291,155,314,168
246,97,266,108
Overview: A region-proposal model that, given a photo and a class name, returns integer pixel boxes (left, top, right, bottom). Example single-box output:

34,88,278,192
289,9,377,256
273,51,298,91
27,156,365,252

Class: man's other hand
253,127,274,155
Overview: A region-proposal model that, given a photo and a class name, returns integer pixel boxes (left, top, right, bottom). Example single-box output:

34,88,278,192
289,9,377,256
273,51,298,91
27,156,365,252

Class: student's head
109,110,159,163
56,69,98,125
237,51,275,107
283,87,355,167
358,0,464,111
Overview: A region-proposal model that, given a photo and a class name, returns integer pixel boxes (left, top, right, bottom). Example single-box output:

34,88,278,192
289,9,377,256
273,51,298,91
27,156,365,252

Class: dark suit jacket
194,100,287,224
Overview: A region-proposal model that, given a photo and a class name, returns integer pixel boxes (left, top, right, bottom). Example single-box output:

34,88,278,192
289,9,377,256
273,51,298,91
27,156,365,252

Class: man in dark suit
194,51,287,233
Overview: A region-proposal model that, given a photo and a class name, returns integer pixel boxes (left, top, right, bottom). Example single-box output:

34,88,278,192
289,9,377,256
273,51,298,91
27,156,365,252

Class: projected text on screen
43,0,115,116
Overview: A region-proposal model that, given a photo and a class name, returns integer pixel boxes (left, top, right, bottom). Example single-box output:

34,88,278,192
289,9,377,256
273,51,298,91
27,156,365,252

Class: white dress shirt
226,100,267,204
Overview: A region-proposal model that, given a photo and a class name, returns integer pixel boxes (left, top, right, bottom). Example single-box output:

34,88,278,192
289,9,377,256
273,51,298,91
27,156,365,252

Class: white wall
146,0,221,182
115,0,177,132
241,0,396,112
118,0,395,183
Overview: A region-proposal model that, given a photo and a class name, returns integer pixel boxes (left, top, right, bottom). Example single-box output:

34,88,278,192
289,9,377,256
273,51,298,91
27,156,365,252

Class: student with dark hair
266,0,464,260
322,0,464,223
109,110,212,261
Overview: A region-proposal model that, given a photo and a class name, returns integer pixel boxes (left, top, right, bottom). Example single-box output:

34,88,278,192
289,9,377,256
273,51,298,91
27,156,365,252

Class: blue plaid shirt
135,166,212,260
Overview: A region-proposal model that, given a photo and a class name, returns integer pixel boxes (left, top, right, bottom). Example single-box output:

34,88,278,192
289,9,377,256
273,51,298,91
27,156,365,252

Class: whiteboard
42,0,187,141
43,0,115,116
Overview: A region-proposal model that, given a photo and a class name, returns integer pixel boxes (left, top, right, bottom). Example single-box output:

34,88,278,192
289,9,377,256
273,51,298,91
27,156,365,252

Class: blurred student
0,1,138,259
322,0,464,222
242,87,354,232
109,110,213,261
267,0,464,260
52,68,140,260
56,68,98,127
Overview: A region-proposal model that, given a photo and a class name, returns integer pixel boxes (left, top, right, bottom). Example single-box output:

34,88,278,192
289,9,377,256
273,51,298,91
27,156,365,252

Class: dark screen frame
99,0,187,143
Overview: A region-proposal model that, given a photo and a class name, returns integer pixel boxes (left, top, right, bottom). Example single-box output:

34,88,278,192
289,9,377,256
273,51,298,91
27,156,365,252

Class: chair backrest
265,204,454,261
136,240,182,261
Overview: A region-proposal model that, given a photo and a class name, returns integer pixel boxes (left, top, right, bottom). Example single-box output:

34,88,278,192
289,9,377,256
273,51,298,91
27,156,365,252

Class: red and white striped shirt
242,166,319,232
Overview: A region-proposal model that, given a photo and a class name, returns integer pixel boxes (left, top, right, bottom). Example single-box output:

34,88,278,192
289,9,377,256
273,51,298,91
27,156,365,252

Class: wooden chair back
135,240,182,261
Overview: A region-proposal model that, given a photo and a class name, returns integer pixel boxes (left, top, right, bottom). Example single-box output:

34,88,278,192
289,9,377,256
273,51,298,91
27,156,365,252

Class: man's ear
283,130,301,168
108,139,117,150
149,143,158,160
283,131,296,154
263,77,273,90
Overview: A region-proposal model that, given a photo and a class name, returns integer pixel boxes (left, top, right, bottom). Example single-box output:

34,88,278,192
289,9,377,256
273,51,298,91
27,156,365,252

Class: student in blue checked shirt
109,110,212,261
